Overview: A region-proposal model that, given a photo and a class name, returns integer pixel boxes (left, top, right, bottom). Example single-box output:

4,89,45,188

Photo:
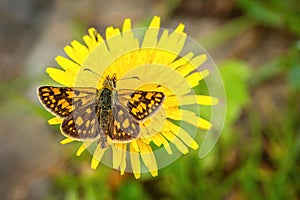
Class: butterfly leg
98,109,111,149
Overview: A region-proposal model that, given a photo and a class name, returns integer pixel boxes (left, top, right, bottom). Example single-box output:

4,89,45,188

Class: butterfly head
103,73,117,89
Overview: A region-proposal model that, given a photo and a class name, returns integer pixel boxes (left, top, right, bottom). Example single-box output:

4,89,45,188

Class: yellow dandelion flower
37,16,222,179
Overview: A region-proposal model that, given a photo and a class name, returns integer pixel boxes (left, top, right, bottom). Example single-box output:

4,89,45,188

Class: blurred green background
1,0,300,199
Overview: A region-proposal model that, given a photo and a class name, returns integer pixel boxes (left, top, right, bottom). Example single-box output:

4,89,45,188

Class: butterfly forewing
38,86,97,117
118,90,165,121
38,86,100,140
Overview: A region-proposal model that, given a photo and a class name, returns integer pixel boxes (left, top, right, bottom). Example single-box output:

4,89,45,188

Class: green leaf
237,0,283,27
219,60,251,134
288,66,300,90
117,181,149,200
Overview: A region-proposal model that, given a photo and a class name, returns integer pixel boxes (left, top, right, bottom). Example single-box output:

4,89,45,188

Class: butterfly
37,73,165,148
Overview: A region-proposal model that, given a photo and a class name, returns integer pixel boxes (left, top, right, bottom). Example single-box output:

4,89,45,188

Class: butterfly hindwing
61,102,101,140
109,102,140,142
38,86,97,117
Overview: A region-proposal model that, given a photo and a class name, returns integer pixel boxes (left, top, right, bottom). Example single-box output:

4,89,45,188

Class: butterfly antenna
119,76,140,81
83,68,139,81
83,68,104,81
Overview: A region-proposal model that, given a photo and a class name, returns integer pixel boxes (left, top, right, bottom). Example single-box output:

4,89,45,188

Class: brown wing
109,103,140,142
60,102,101,140
37,86,97,117
119,90,165,121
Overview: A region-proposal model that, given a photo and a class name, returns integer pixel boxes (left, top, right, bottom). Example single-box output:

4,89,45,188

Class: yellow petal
154,28,186,65
48,117,62,124
60,137,74,144
187,140,199,150
130,140,139,152
55,56,80,73
185,69,209,88
166,121,199,150
137,140,158,176
119,144,127,175
149,134,162,146
157,133,172,154
181,110,212,130
106,27,121,39
112,143,126,170
161,130,189,154
163,95,179,104
46,67,73,86
130,143,141,179
175,23,185,33
88,27,104,43
64,41,89,65
181,95,219,105
165,107,182,120
176,54,207,76
169,52,194,69
83,28,104,51
122,18,131,32
197,118,213,130
149,16,161,28
91,145,106,169
142,16,160,48
76,141,94,156
104,26,141,78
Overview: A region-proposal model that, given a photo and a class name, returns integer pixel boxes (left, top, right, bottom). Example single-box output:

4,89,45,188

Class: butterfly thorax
98,88,113,110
